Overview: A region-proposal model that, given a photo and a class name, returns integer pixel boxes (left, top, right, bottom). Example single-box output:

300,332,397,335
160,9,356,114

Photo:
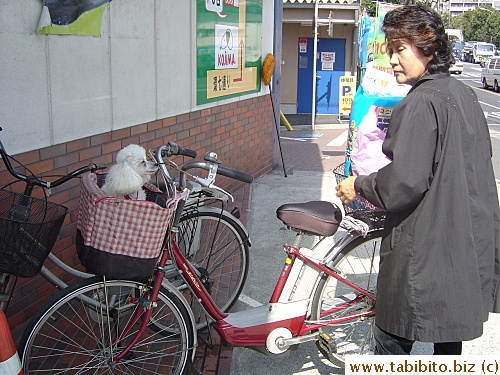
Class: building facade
281,0,360,122
0,0,278,328
445,0,498,16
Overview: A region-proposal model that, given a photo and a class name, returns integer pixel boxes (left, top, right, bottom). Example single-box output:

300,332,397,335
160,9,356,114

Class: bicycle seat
276,201,342,236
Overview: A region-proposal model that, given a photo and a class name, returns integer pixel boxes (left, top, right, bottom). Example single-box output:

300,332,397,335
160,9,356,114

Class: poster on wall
321,52,335,71
37,0,112,36
197,0,262,105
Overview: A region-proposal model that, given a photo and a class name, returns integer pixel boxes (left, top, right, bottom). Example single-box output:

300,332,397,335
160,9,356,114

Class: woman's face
387,38,433,86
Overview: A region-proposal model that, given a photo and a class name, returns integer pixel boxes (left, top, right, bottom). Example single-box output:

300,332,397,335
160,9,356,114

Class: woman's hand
335,176,360,204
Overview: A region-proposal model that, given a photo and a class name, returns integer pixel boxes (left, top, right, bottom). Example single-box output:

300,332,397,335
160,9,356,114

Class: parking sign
339,76,355,115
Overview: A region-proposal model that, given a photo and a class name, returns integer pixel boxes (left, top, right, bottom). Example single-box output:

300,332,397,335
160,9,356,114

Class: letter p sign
339,76,355,115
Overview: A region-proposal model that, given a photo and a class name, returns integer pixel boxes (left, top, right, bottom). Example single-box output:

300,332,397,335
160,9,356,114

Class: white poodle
102,144,158,200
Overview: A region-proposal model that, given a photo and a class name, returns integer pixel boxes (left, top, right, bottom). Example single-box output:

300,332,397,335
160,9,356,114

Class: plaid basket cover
77,173,176,259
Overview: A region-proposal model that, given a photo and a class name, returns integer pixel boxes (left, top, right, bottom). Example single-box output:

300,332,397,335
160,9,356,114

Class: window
489,58,499,69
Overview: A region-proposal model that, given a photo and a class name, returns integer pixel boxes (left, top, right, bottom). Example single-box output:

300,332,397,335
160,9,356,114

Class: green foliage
360,0,377,16
451,6,500,47
360,0,408,16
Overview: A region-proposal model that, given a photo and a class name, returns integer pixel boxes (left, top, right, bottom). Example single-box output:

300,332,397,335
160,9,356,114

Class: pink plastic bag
350,104,391,176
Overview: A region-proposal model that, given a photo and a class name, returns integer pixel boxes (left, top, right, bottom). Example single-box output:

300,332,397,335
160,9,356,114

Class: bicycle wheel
175,208,249,329
311,230,382,367
19,277,194,375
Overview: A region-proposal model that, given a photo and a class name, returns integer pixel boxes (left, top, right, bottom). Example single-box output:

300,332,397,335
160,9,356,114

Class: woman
336,5,499,355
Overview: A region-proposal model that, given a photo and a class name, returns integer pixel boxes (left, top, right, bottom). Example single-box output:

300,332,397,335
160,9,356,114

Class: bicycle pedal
316,332,337,362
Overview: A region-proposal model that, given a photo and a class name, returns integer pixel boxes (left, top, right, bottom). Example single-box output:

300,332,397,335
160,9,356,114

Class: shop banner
346,3,406,176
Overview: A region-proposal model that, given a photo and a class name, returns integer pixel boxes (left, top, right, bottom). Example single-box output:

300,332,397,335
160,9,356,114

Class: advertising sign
197,0,262,105
321,52,335,71
339,76,355,115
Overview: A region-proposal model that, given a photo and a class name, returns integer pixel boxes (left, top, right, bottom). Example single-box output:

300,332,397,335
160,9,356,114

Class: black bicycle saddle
276,201,342,237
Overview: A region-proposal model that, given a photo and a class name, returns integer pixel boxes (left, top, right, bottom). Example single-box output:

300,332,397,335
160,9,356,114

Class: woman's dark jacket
354,72,500,342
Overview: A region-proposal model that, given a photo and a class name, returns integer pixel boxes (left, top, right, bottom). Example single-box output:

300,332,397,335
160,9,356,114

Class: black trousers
374,325,462,355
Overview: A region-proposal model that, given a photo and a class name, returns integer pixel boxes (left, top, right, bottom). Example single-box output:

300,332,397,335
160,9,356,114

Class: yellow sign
207,67,257,99
339,76,355,115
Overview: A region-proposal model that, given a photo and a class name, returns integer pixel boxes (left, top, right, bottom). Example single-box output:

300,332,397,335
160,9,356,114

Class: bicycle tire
311,230,383,367
19,276,195,375
175,208,249,330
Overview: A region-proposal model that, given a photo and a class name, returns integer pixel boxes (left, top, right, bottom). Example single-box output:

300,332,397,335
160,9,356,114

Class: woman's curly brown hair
381,5,454,74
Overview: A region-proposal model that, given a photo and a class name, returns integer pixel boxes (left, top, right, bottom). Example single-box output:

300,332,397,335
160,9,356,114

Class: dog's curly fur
102,144,157,200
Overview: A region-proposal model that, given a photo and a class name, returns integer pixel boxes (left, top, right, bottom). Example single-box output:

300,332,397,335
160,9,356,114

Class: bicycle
0,138,107,313
0,131,251,374
154,147,252,330
0,134,251,332
18,140,385,373
5,143,196,374
5,141,253,374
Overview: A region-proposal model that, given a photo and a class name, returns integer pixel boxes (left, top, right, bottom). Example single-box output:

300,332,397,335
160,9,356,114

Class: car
452,41,465,60
449,59,464,74
481,56,500,92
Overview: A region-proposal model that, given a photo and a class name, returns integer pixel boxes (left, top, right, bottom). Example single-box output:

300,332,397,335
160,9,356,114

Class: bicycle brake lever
193,163,218,187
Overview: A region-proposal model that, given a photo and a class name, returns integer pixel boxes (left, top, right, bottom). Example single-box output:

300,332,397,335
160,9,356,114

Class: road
452,61,500,178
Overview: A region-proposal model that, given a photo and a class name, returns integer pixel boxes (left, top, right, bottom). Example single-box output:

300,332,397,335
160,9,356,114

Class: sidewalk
228,127,500,374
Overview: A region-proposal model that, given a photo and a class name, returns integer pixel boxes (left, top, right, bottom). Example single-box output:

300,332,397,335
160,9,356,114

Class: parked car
481,56,500,92
449,59,464,74
452,41,465,61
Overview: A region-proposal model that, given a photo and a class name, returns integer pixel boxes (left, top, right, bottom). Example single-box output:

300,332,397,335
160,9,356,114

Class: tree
361,0,377,17
452,6,500,46
360,0,412,16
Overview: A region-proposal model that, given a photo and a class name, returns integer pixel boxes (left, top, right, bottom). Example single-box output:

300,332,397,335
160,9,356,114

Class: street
452,61,500,178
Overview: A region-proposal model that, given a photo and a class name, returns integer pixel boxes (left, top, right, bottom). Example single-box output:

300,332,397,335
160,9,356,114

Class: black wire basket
333,163,386,230
0,189,68,278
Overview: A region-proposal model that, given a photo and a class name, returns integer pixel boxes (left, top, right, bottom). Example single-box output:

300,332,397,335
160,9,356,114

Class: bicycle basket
333,163,386,230
77,173,180,281
0,189,68,278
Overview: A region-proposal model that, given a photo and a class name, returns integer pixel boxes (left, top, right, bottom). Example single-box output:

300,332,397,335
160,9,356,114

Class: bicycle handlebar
0,136,106,189
160,141,197,159
181,160,254,184
214,166,254,184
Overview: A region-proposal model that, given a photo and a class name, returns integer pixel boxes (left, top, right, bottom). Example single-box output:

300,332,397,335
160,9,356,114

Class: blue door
297,38,346,114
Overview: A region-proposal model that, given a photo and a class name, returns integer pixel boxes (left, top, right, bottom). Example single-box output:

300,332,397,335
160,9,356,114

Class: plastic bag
345,67,410,176
350,104,391,176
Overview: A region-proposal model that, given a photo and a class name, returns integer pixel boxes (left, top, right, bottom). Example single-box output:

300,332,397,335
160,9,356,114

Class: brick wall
0,95,274,330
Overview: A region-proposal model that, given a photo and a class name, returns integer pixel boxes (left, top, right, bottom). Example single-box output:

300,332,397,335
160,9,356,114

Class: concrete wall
0,1,277,329
0,1,275,154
